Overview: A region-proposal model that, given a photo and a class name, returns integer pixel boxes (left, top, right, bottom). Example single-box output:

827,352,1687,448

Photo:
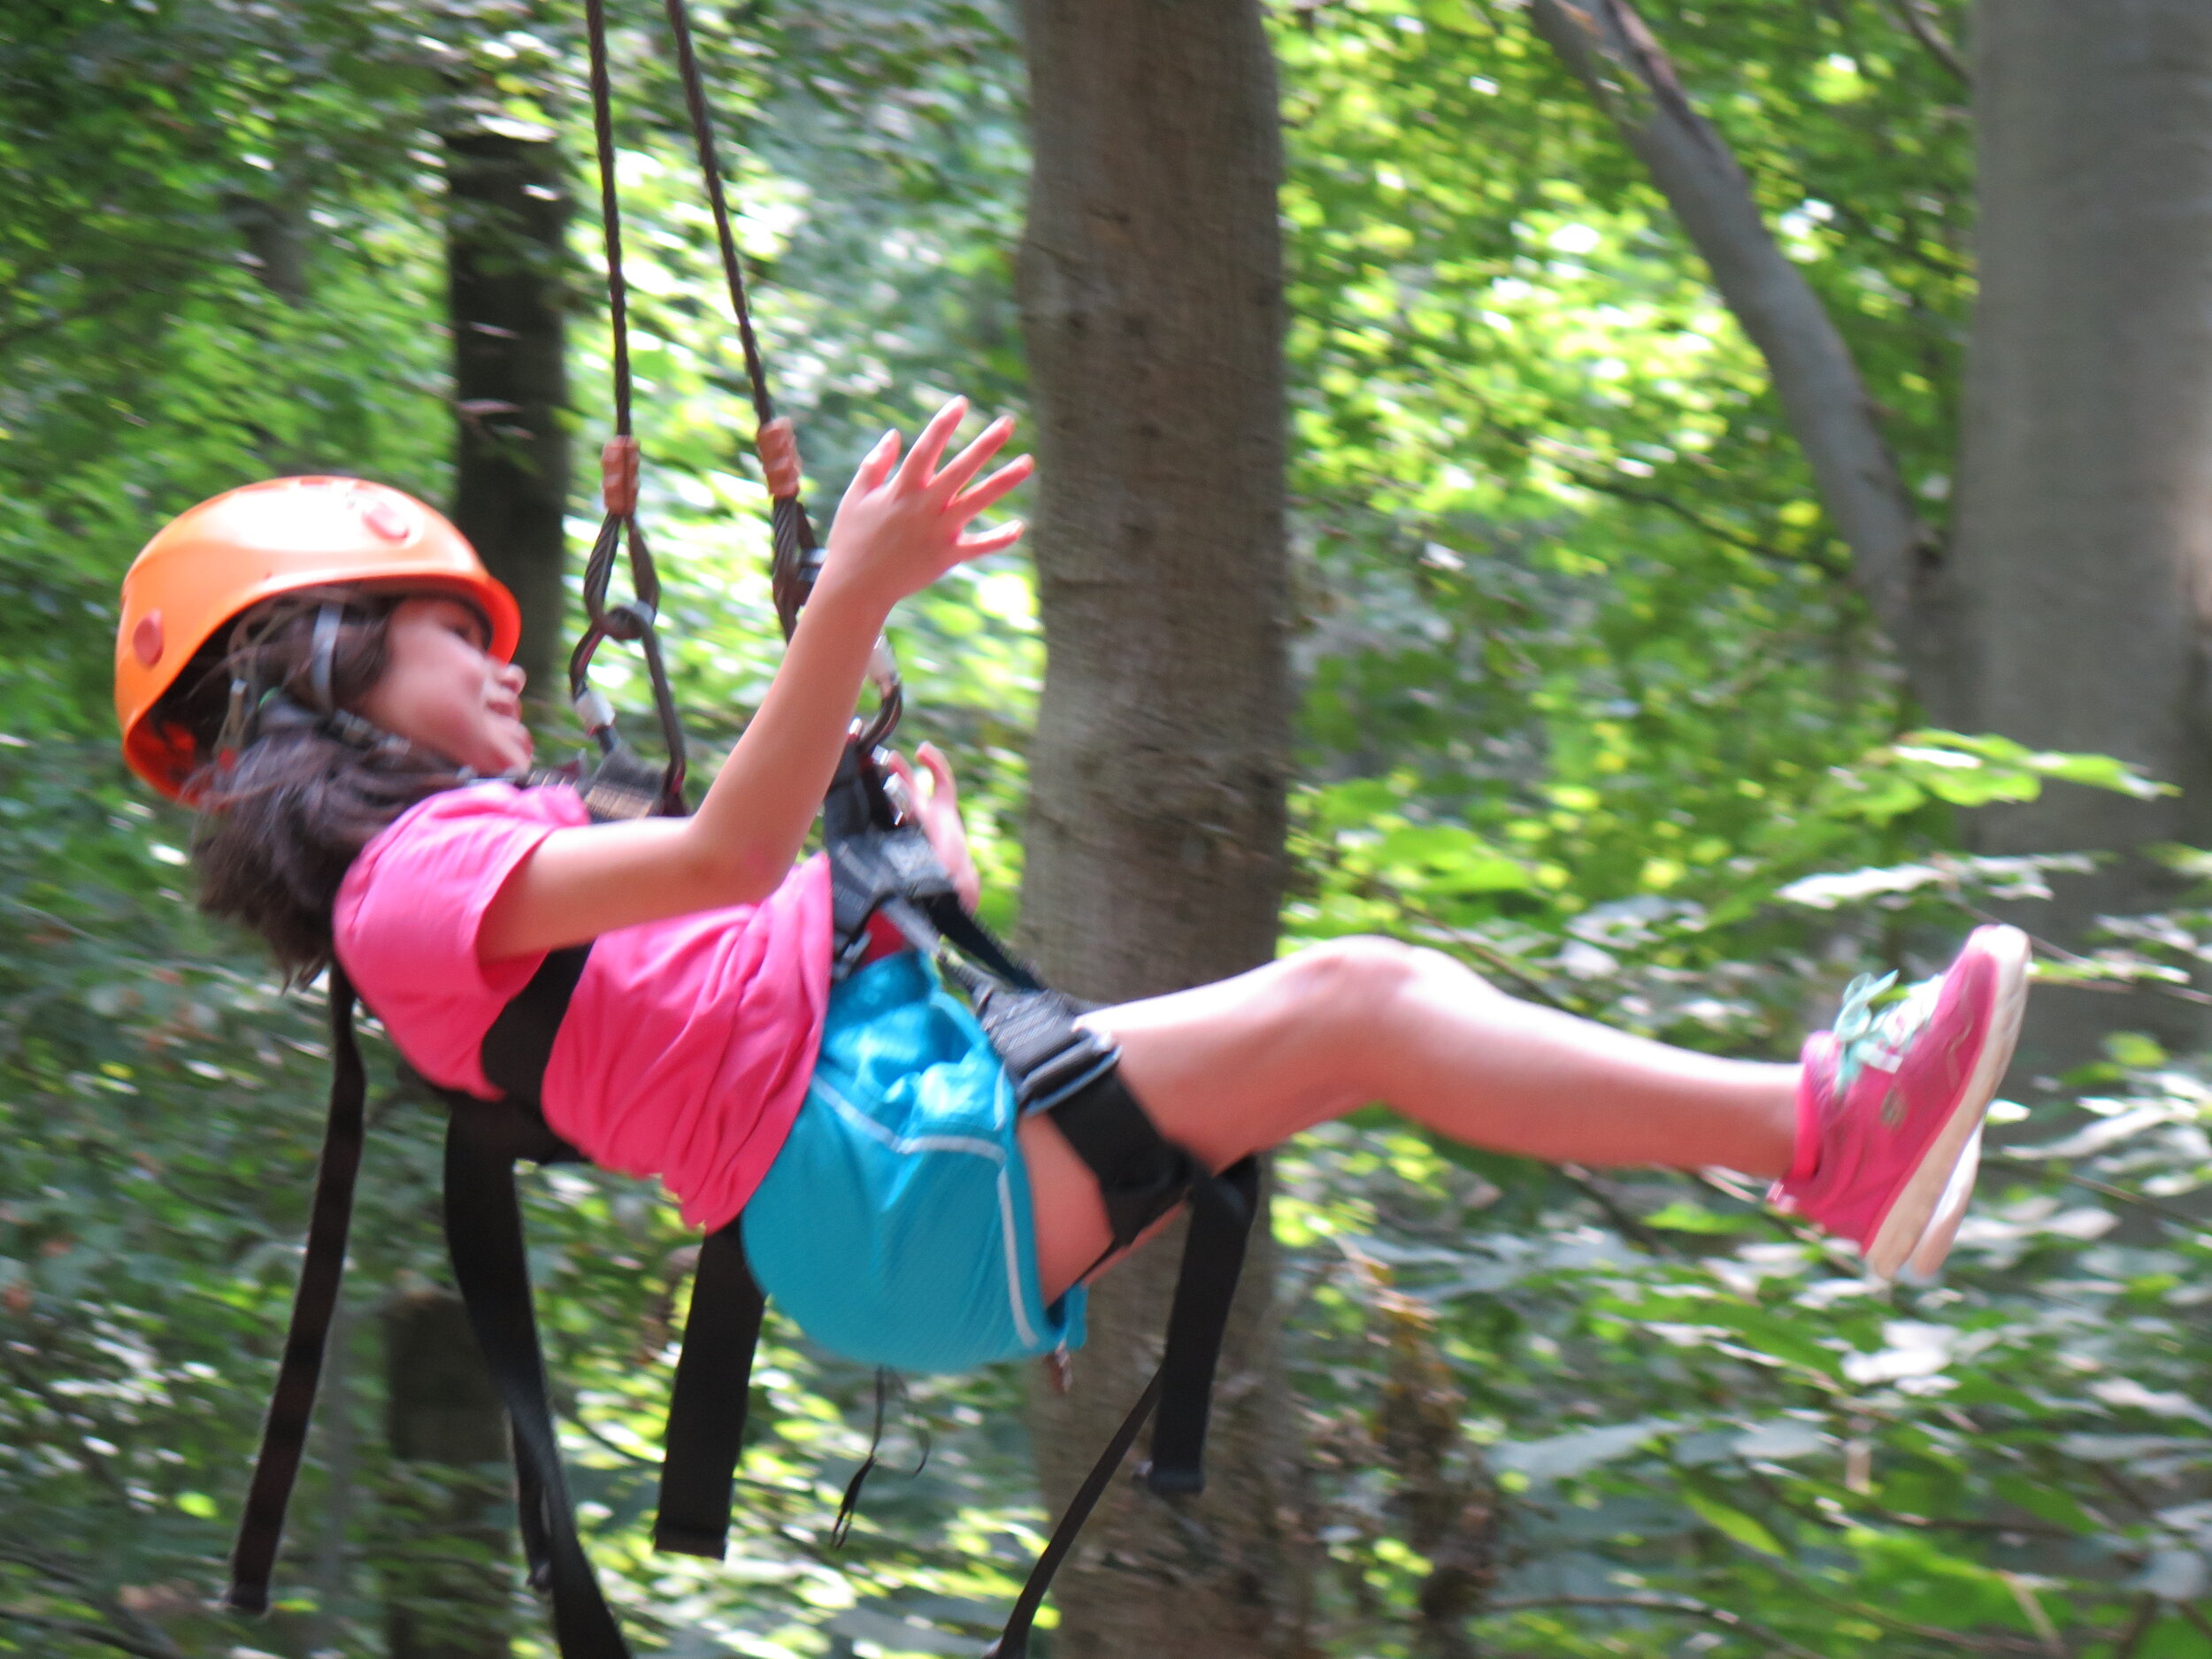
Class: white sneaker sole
1897,1125,1981,1285
1863,926,2030,1281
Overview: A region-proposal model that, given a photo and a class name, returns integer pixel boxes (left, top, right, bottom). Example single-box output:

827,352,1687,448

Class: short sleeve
334,782,589,1094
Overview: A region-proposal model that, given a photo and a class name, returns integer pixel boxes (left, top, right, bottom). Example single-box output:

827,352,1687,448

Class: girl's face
356,595,533,775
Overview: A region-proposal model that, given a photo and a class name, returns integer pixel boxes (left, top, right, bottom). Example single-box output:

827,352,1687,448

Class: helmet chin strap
248,688,410,756
309,602,343,714
295,601,410,753
255,693,523,787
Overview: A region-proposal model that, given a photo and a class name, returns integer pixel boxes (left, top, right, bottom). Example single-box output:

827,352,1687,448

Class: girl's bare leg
1019,936,1800,1302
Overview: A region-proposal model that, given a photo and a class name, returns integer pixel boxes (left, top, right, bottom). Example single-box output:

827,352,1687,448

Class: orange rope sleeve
601,436,640,517
757,418,802,500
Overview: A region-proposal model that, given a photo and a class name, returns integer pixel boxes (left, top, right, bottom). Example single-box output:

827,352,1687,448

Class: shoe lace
1831,971,1940,1097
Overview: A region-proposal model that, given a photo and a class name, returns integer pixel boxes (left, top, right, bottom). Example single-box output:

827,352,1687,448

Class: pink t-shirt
333,782,833,1231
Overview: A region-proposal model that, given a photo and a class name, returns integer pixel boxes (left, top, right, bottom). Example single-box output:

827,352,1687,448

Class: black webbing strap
971,982,1262,1497
985,1370,1164,1659
442,943,623,1650
472,940,768,1574
983,987,1201,1254
918,892,1044,995
444,1108,630,1659
980,1157,1260,1658
227,965,371,1612
480,944,592,1099
652,1225,764,1558
1144,1156,1259,1494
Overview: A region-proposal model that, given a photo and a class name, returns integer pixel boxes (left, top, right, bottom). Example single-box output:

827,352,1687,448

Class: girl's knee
1283,935,1479,1023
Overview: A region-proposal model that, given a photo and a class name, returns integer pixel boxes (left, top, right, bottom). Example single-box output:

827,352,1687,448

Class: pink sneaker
1771,925,2030,1280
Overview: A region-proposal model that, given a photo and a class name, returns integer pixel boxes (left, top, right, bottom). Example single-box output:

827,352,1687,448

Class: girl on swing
116,397,2027,1376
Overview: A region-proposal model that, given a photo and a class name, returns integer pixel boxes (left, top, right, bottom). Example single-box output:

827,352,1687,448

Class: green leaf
1642,1200,1754,1234
1491,1418,1678,1482
1681,1489,1788,1556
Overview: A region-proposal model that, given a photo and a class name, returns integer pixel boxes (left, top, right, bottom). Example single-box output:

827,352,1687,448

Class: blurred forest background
8,1,2212,1656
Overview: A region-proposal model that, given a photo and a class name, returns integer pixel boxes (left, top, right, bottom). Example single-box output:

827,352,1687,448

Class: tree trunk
1934,1,2212,1067
446,127,572,695
379,1288,514,1659
224,188,309,304
403,119,565,1652
1016,2,1308,1655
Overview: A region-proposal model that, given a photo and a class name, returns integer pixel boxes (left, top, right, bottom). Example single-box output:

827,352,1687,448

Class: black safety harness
224,739,1260,1659
219,4,1261,1655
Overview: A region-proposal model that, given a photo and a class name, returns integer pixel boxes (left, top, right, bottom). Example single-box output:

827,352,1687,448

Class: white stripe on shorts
812,1075,1041,1350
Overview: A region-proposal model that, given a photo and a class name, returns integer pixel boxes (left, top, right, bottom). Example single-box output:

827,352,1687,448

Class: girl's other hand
886,742,981,911
817,398,1032,617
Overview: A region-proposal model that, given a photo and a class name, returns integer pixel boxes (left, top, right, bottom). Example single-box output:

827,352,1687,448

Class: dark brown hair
155,591,467,979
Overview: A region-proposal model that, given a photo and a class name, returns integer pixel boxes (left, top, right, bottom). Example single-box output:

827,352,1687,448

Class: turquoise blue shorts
742,951,1088,1374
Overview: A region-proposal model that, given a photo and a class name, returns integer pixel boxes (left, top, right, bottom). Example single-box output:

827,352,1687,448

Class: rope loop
604,598,656,643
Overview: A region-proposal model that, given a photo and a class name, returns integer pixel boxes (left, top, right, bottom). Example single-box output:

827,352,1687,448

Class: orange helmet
116,476,521,797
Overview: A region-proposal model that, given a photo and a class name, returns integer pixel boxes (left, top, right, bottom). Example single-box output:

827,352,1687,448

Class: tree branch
1552,457,1854,580
1559,1163,1676,1254
1695,1540,2076,1655
1981,1155,2208,1233
0,1608,183,1659
1480,1592,1826,1659
1998,1571,2065,1659
1741,1464,2084,1543
2112,1594,2162,1659
0,1540,190,1659
0,1352,134,1508
1525,0,1932,645
1881,0,1970,87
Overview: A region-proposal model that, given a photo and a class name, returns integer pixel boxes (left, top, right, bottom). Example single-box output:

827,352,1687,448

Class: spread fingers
895,397,970,492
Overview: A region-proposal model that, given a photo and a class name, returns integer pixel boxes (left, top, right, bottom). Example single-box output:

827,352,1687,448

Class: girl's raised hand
817,398,1032,616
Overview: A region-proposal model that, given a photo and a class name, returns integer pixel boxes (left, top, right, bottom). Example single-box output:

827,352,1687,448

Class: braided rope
571,0,897,800
572,0,684,808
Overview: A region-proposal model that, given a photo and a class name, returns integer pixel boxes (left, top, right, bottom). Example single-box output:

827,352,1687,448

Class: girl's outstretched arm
476,398,1028,961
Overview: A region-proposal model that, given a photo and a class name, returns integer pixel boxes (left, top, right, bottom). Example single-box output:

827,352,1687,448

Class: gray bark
223,189,309,304
446,127,572,693
1934,0,2212,1066
1527,0,1932,650
379,1289,513,1659
1016,0,1308,1654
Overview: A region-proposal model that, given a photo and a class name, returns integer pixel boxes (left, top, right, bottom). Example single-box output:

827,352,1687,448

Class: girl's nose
500,660,526,695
